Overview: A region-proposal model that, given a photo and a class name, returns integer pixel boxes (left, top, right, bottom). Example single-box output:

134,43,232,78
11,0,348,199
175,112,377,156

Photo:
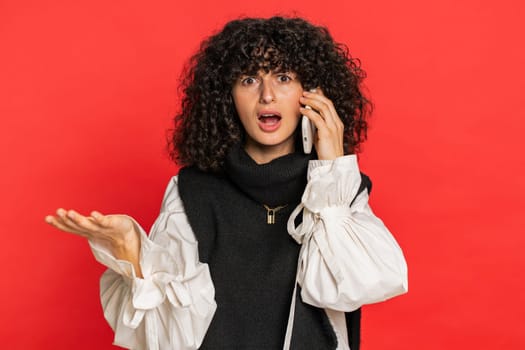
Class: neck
223,144,312,207
244,141,295,164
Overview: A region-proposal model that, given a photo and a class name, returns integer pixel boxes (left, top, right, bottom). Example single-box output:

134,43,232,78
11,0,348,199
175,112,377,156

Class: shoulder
157,169,222,213
158,176,184,213
178,166,223,183
178,166,227,194
359,172,372,195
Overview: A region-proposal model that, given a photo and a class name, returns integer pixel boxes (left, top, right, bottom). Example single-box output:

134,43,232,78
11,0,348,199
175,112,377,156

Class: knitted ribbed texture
178,146,362,350
224,146,314,207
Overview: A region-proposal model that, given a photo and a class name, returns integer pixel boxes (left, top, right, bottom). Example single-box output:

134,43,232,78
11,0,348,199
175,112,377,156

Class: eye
277,74,293,83
240,76,258,85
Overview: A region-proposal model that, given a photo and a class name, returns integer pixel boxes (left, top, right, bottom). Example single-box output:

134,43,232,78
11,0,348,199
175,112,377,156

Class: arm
287,155,408,311
295,88,407,312
46,176,216,350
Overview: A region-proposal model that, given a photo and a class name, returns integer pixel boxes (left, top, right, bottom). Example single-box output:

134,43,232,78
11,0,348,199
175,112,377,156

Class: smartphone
302,105,315,154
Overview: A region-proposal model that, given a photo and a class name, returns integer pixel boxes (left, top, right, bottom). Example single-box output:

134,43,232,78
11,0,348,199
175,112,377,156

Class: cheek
280,86,303,108
287,92,303,114
232,96,253,130
232,97,246,119
232,90,256,114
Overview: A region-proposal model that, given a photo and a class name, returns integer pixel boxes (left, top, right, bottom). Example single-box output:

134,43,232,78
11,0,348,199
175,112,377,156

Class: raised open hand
45,209,142,277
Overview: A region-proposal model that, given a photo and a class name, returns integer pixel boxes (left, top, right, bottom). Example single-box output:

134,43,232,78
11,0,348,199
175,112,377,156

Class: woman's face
231,70,303,163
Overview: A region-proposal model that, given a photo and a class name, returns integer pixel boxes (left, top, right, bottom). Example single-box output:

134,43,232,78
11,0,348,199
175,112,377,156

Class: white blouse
89,155,408,350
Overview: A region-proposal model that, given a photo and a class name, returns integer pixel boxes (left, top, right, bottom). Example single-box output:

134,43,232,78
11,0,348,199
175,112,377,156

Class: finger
57,209,103,238
66,209,104,233
44,215,54,225
301,92,332,119
56,208,88,233
304,88,340,120
317,90,343,130
304,92,343,130
53,208,80,230
300,96,338,132
300,105,326,130
45,214,89,238
90,210,112,228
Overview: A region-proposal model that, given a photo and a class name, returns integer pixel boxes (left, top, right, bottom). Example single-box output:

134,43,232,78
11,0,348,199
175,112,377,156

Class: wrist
111,225,140,261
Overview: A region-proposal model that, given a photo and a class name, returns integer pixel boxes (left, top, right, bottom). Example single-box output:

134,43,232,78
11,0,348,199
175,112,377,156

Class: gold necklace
263,204,288,224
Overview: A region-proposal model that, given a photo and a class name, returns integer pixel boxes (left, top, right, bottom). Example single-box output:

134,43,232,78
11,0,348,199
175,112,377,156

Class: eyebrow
238,69,296,77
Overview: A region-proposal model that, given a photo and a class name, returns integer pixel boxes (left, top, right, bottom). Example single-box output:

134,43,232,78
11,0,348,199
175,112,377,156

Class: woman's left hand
299,89,344,160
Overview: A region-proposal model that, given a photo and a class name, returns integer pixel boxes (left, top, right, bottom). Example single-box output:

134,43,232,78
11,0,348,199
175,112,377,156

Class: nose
259,80,275,104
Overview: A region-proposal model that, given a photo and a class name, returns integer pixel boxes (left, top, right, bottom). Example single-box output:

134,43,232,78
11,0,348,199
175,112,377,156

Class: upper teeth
261,114,275,116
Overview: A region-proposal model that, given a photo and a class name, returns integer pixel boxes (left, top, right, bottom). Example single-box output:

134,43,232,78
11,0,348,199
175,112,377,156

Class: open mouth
257,112,282,132
258,113,281,125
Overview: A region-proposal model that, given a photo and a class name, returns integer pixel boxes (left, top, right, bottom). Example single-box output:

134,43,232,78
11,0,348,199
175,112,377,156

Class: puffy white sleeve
88,176,216,350
287,155,408,312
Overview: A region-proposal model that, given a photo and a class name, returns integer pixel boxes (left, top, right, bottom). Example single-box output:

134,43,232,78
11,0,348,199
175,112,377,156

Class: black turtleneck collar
224,145,315,207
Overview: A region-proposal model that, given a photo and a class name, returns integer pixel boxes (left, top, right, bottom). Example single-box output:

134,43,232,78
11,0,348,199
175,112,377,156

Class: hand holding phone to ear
300,89,345,160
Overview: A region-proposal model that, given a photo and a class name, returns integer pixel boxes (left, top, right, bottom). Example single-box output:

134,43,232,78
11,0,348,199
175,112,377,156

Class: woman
46,16,407,350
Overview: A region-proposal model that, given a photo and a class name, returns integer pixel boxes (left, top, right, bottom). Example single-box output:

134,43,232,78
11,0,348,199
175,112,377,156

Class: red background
1,0,524,349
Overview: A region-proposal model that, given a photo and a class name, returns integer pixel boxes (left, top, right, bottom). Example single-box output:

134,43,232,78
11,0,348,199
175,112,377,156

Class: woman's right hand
45,209,143,277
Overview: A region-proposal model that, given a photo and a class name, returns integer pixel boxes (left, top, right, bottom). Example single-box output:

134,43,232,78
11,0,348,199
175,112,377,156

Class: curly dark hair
170,16,371,172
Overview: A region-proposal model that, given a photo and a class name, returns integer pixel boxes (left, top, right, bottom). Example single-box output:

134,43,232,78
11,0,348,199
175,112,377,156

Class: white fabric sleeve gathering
88,176,216,350
287,155,408,312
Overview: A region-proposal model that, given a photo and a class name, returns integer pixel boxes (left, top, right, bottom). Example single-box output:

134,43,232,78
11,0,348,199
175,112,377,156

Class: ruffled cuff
89,222,195,319
87,227,139,275
91,176,217,350
302,155,362,212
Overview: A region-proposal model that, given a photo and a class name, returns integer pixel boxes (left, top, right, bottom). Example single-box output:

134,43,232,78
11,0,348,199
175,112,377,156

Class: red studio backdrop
1,0,524,349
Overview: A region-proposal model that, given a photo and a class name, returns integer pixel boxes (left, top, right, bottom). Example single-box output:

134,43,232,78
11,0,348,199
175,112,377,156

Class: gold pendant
263,204,287,224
